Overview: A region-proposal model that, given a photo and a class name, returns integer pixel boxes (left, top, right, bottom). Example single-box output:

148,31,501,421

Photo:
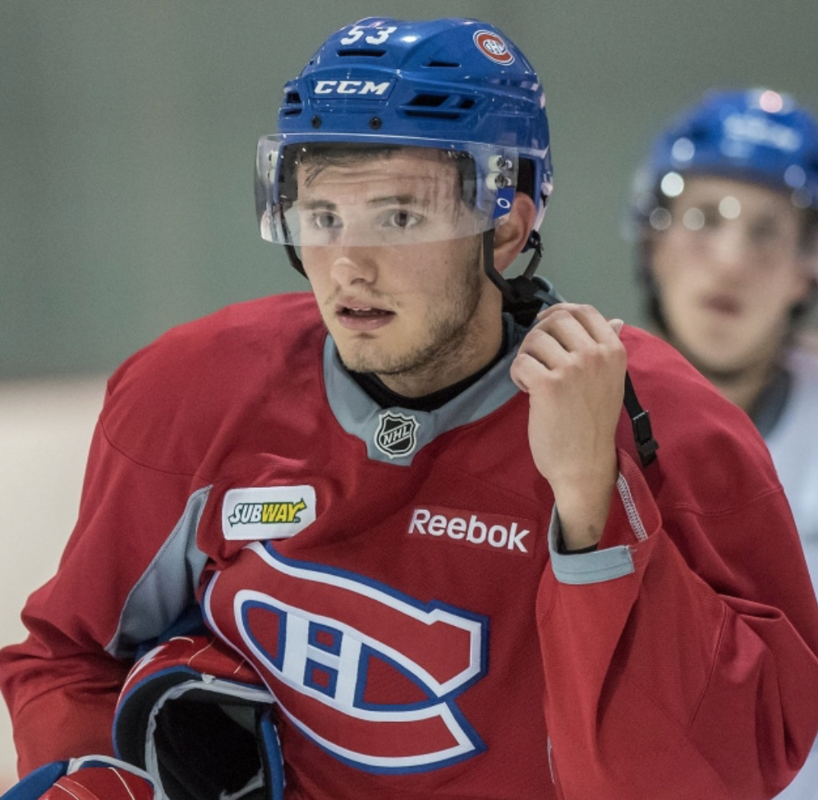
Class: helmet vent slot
337,48,387,57
402,92,476,120
407,94,448,108
425,59,461,68
282,91,303,116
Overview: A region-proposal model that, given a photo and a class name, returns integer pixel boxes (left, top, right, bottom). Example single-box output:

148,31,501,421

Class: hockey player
2,19,818,800
629,86,818,800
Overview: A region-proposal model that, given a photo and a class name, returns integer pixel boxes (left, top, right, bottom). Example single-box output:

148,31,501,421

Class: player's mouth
701,294,741,316
335,300,395,331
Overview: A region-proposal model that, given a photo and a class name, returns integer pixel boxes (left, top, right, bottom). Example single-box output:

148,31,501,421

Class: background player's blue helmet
256,18,552,250
630,87,818,326
631,87,818,231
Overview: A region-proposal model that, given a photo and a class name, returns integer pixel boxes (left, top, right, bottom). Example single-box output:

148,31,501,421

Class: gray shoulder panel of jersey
105,485,211,658
324,313,526,466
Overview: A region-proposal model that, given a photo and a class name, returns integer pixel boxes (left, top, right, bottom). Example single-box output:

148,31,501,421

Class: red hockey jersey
2,292,818,799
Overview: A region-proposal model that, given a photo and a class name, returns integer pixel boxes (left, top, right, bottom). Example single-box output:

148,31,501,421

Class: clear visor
255,135,519,247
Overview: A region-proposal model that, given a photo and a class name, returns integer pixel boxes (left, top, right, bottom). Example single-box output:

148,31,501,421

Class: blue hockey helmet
256,18,552,253
631,88,818,232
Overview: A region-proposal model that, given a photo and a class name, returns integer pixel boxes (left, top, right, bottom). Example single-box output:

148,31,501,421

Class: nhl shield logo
374,411,420,459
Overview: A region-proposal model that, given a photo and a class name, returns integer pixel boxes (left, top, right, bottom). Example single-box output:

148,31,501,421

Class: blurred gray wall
3,0,818,378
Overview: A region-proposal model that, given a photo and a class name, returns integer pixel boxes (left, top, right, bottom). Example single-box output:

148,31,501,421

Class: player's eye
383,209,422,229
310,211,342,230
748,217,783,245
698,205,722,230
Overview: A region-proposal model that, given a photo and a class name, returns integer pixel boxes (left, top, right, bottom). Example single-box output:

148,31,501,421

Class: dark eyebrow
368,194,420,207
301,200,337,211
300,194,423,211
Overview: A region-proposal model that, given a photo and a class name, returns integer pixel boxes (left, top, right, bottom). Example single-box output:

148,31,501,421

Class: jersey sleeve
538,335,818,799
0,388,209,777
0,296,318,780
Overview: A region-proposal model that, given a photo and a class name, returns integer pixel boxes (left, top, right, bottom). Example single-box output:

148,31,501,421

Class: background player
629,86,818,799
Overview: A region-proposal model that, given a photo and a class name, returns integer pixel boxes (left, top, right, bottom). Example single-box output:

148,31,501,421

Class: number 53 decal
340,25,398,46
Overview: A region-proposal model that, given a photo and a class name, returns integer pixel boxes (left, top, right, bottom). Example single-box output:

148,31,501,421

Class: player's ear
493,193,538,274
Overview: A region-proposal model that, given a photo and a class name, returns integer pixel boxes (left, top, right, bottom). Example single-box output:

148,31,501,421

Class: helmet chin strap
482,227,659,467
482,228,560,325
285,243,306,277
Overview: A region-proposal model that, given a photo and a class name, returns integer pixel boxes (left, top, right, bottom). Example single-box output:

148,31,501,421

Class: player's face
649,176,814,376
297,150,500,396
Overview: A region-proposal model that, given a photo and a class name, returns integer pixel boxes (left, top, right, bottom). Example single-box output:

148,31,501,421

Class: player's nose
329,246,378,286
709,226,751,277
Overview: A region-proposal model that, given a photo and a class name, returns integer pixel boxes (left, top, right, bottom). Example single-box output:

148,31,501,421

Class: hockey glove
113,634,283,800
1,755,159,800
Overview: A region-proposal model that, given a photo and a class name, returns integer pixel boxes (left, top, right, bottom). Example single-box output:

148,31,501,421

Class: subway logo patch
222,485,316,541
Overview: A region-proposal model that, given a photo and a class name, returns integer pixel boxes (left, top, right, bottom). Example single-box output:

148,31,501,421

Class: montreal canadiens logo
206,543,489,773
473,30,515,66
375,410,420,459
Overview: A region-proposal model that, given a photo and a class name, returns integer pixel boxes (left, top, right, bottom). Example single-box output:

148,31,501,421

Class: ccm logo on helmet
409,507,532,555
473,30,515,66
311,79,395,98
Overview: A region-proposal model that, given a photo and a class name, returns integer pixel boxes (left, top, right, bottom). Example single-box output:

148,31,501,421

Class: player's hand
509,303,626,550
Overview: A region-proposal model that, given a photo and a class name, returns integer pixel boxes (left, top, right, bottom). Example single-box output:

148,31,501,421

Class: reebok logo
408,507,533,556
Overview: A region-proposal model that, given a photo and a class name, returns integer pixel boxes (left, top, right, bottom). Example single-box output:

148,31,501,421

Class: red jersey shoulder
618,325,781,508
100,293,327,471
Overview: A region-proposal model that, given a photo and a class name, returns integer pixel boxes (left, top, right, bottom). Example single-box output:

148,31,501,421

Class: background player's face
298,149,501,396
649,176,814,376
